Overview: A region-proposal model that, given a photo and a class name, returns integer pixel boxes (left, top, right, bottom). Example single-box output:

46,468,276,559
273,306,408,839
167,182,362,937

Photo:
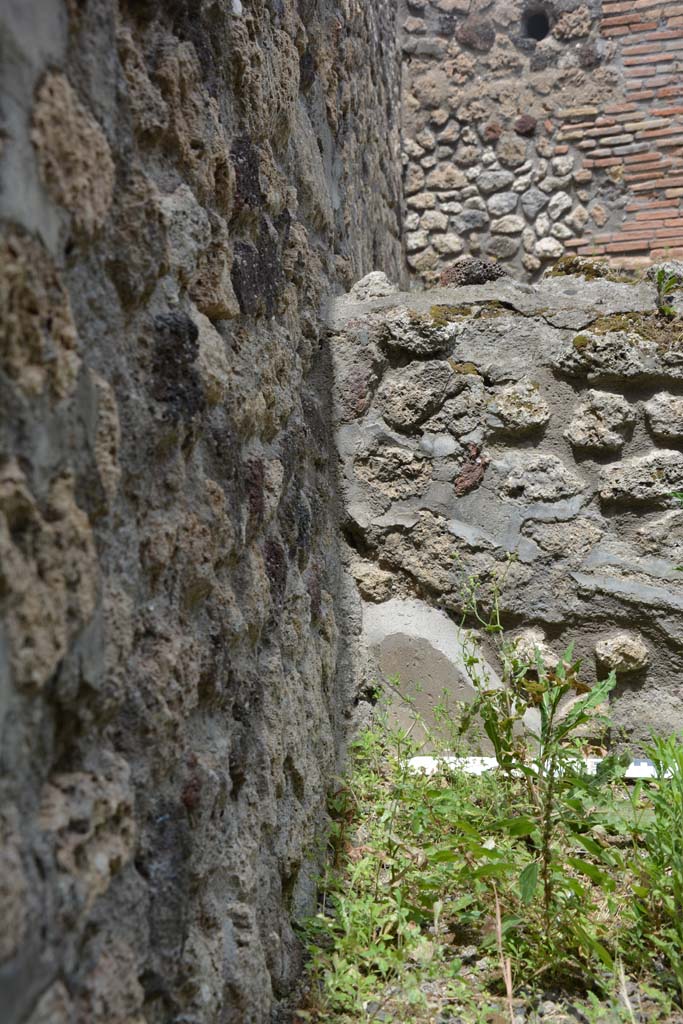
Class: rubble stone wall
328,265,683,746
0,1,401,1022
400,0,683,284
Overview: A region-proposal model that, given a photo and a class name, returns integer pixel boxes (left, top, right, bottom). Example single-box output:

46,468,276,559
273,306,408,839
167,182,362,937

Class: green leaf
501,816,536,837
519,861,539,904
472,861,517,880
566,856,610,886
428,847,461,864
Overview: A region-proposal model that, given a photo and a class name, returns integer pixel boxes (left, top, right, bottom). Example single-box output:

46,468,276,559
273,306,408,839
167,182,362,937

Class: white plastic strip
408,755,663,780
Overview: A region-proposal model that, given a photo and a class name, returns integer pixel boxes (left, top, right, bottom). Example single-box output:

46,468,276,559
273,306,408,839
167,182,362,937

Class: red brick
658,86,683,97
624,54,670,65
554,144,569,154
627,198,681,210
641,125,683,138
602,25,633,36
624,151,666,163
627,89,657,100
578,245,606,255
605,103,638,114
666,187,683,197
605,240,651,252
652,106,683,117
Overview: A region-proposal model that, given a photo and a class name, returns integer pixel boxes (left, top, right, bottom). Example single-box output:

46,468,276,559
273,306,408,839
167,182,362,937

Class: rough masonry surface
0,1,401,1021
328,263,683,747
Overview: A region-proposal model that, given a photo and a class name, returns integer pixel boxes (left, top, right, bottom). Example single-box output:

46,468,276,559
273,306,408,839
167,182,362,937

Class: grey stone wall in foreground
0,1,401,1021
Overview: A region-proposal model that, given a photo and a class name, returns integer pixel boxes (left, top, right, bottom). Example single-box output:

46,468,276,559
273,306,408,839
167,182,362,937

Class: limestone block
432,233,464,254
535,236,563,259
497,133,528,169
354,444,432,500
513,173,533,193
404,138,425,159
158,184,211,284
595,633,649,674
379,309,451,357
407,247,438,271
551,155,575,176
522,227,536,253
564,390,636,452
599,451,683,505
491,214,525,234
500,454,583,503
477,169,515,194
566,204,589,233
548,191,573,221
404,16,426,33
521,187,549,220
510,628,558,672
407,191,437,210
421,153,437,170
454,209,489,232
550,223,572,240
552,331,681,384
455,144,481,167
349,271,399,302
486,378,550,434
416,127,436,150
487,235,519,258
644,392,683,439
426,165,468,190
522,253,541,273
32,73,115,234
590,202,608,227
420,209,449,231
349,558,393,602
438,122,461,145
535,212,551,236
377,360,462,432
538,174,572,194
406,229,430,252
405,163,426,194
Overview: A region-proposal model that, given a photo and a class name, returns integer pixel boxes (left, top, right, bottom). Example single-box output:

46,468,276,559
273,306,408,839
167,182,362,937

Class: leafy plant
655,268,679,319
299,576,683,1022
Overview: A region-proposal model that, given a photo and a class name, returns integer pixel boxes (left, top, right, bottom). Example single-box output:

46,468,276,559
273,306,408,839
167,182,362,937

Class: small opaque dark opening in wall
523,10,550,40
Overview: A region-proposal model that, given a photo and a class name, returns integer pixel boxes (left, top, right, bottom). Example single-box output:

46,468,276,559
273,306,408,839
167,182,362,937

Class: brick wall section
562,1,683,263
399,0,683,282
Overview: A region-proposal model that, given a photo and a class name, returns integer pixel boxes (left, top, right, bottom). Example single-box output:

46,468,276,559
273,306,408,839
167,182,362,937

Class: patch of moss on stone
449,359,480,375
429,304,472,326
548,255,638,284
475,300,510,320
588,311,683,349
573,334,590,350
